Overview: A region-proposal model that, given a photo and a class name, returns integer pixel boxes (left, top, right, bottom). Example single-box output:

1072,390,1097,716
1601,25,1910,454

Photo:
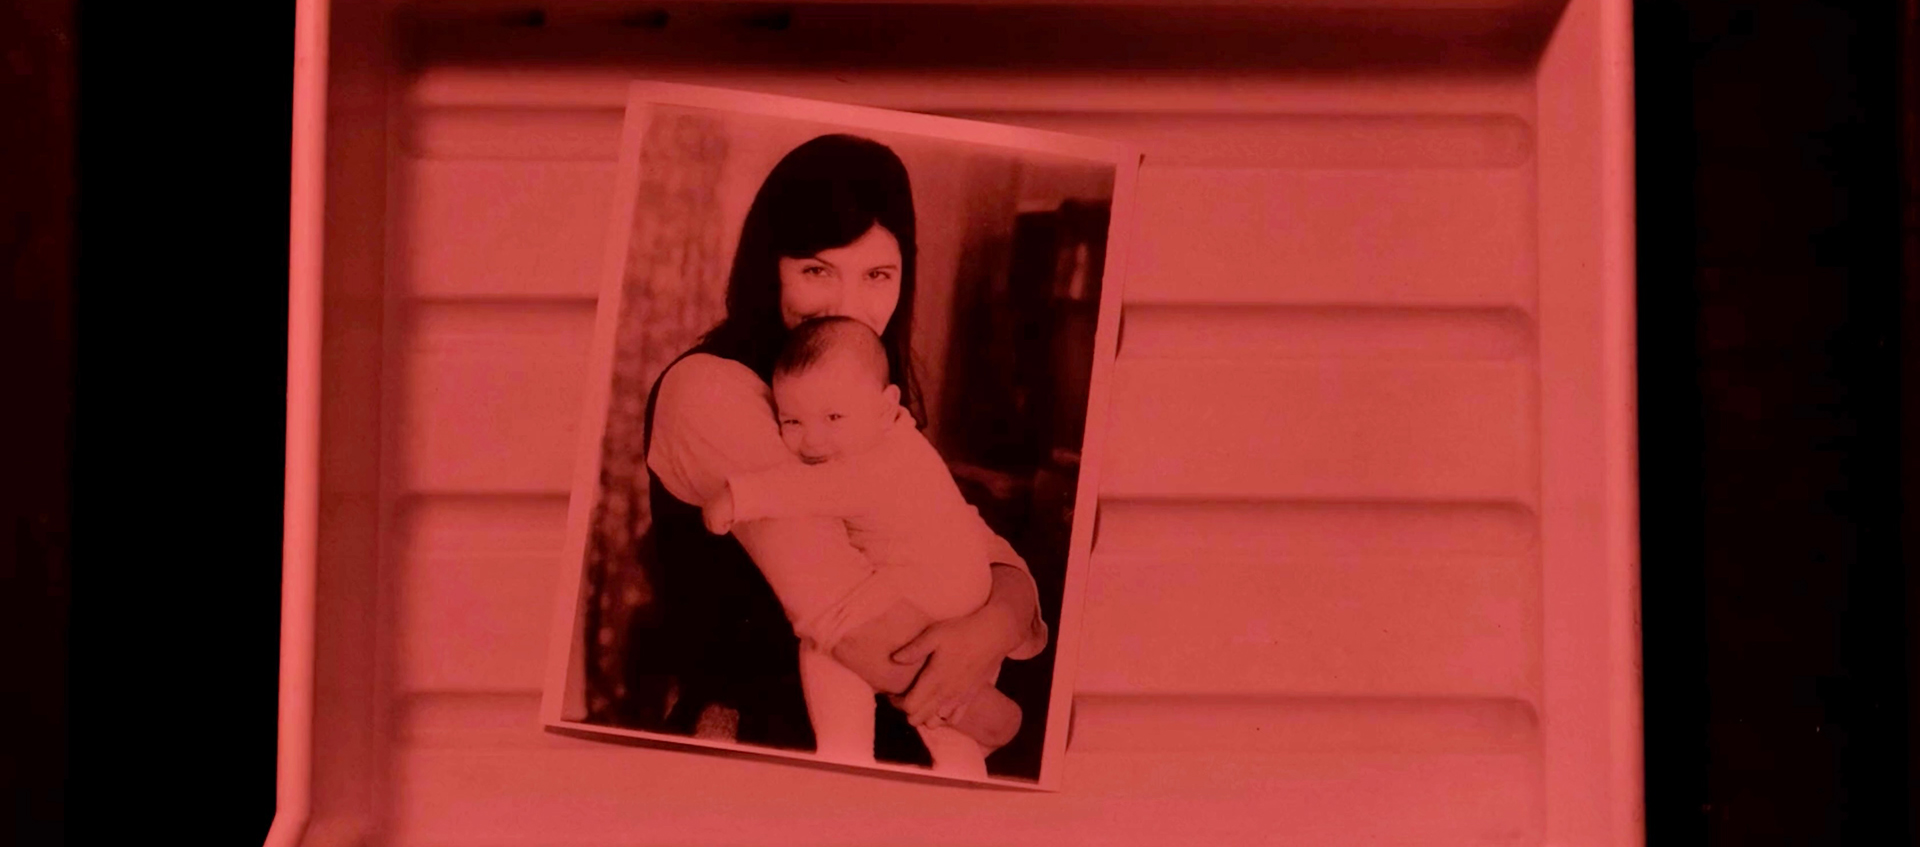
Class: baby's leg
916,724,989,779
798,647,878,765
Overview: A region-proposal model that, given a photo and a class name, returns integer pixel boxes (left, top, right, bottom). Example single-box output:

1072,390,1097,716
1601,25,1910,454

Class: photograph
542,81,1136,788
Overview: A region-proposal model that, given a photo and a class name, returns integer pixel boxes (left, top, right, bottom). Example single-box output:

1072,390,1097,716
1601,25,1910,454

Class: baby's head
772,316,901,464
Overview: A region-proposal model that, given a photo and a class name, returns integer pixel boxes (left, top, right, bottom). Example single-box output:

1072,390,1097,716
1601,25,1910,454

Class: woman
640,134,1049,765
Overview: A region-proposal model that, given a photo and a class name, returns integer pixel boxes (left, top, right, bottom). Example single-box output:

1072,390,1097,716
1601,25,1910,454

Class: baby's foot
944,687,1022,752
920,728,990,780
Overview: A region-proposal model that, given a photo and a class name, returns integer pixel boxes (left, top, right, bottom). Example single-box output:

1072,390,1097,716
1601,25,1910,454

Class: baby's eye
826,413,843,422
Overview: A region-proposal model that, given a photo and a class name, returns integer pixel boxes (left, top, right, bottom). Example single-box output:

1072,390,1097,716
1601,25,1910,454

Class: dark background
4,0,1913,843
1637,0,1916,843
4,3,290,845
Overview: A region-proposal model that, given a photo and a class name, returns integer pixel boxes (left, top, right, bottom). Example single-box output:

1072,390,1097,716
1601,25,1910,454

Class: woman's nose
818,279,853,318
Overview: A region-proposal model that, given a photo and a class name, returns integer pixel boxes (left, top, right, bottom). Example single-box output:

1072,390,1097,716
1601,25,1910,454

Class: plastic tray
274,1,1640,844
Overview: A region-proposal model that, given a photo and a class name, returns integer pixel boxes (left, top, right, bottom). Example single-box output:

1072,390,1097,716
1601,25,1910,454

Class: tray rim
270,0,1642,843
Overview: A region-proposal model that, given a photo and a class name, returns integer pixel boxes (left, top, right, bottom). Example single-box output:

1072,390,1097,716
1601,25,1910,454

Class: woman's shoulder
647,351,784,503
661,351,759,382
654,352,772,425
657,353,766,403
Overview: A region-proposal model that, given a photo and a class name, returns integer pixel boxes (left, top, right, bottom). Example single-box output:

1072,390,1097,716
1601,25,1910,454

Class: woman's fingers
900,684,942,725
889,627,939,667
944,696,970,727
900,668,961,722
896,614,1007,723
904,675,975,727
898,669,950,723
924,689,978,729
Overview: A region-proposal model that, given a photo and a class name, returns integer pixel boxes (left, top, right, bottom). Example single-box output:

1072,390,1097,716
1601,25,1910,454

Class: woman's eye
802,265,830,277
866,269,892,282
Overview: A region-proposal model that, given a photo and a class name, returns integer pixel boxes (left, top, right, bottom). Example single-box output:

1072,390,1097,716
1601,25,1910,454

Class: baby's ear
882,383,901,408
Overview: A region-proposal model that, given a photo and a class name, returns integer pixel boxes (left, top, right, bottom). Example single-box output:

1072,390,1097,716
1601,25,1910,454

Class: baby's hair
774,316,891,387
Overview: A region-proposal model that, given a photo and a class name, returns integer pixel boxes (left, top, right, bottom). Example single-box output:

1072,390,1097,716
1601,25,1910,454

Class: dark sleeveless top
640,352,932,765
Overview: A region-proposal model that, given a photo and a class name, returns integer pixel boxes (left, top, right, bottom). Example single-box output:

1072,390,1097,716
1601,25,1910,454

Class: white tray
275,1,1640,844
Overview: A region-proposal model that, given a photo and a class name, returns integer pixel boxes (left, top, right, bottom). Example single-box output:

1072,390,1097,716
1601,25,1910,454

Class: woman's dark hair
696,133,925,425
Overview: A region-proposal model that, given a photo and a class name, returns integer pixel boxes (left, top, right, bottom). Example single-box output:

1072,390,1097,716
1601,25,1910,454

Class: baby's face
772,358,898,464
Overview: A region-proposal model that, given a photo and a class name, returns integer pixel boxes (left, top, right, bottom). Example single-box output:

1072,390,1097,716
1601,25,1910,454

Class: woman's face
778,223,903,336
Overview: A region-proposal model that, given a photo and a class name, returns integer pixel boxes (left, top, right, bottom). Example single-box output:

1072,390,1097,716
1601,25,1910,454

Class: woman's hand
888,613,1012,727
887,565,1034,727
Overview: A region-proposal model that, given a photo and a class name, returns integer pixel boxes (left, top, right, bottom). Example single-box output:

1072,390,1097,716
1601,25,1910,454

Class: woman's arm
969,506,1049,661
885,563,1041,726
871,492,1050,726
814,477,1049,695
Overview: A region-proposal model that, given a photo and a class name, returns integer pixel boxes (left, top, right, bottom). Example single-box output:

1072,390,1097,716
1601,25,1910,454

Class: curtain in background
583,113,730,722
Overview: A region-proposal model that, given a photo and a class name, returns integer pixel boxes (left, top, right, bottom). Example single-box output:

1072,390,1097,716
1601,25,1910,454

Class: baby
703,316,1021,777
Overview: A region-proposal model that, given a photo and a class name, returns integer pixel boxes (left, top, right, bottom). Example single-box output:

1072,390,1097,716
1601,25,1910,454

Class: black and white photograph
543,82,1136,787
